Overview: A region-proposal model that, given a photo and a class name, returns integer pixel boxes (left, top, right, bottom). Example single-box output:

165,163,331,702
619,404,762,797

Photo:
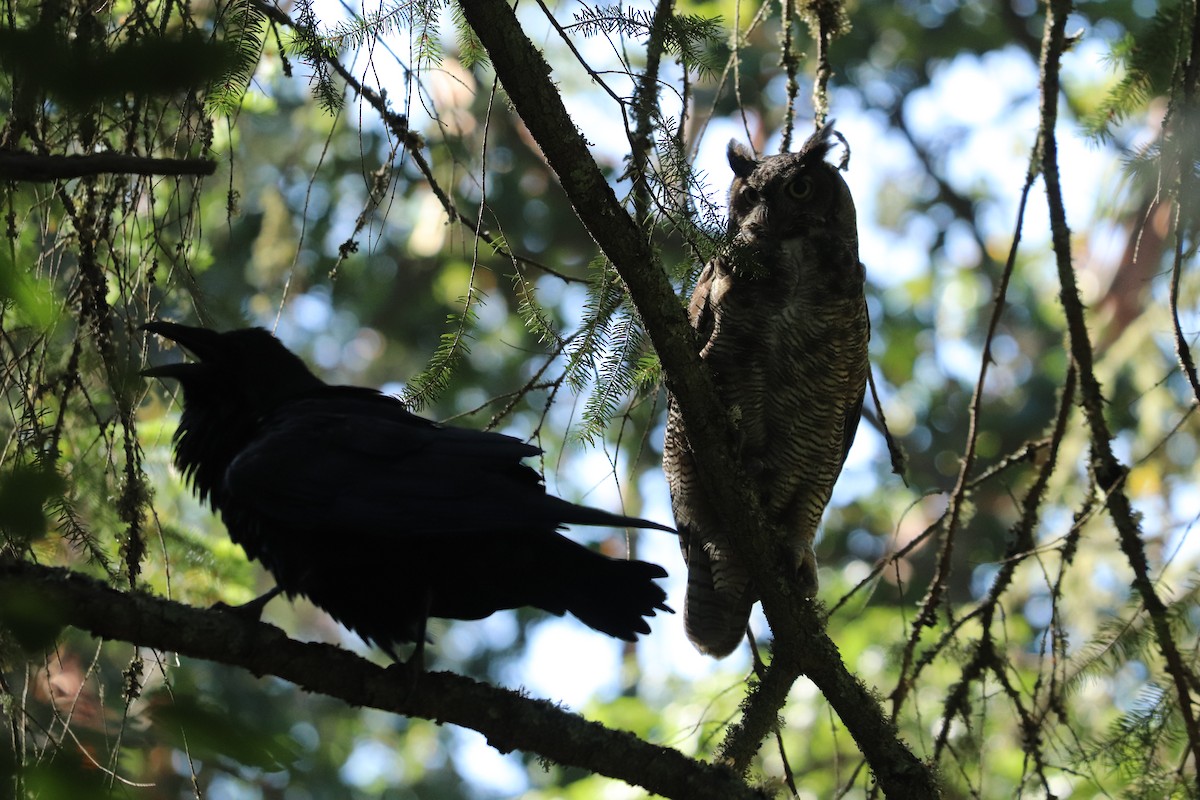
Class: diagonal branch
0,559,762,800
893,133,1040,716
452,0,938,795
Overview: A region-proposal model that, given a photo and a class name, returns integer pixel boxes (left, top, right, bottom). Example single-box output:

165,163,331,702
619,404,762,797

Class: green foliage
0,27,239,109
146,690,300,770
0,579,66,652
0,463,65,547
563,258,649,445
206,0,270,117
20,758,111,798
579,308,647,445
289,0,345,113
451,1,489,69
513,272,563,347
633,352,662,388
649,117,727,278
327,0,444,67
285,0,447,112
571,4,723,76
402,285,482,410
411,0,446,68
1084,0,1193,140
0,247,57,332
1101,681,1197,799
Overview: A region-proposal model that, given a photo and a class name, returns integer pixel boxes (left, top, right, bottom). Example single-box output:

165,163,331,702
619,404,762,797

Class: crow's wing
222,391,567,537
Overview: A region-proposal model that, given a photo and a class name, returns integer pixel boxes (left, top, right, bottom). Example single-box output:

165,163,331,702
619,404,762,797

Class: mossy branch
0,560,764,800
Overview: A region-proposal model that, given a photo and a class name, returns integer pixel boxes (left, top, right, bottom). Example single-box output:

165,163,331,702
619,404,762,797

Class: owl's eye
741,186,761,205
787,176,814,200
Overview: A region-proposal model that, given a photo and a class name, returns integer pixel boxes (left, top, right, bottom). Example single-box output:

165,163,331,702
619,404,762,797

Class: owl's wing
672,254,756,658
688,258,722,343
839,388,865,470
836,290,870,469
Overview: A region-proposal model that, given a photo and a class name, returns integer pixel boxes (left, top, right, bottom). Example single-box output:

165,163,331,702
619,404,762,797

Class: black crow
142,321,672,664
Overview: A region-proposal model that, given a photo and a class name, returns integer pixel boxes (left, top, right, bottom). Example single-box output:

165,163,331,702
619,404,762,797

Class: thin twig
866,366,907,482
891,104,1040,715
246,0,578,284
629,0,675,226
778,0,801,151
930,364,1075,763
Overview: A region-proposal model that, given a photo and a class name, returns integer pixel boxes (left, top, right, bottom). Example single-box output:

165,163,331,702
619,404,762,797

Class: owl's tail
682,530,755,658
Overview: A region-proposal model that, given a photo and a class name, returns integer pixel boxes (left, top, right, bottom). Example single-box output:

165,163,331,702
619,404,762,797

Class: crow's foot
212,586,283,620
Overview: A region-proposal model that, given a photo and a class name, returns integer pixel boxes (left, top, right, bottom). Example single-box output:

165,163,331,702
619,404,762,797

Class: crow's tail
551,543,673,641
548,496,676,534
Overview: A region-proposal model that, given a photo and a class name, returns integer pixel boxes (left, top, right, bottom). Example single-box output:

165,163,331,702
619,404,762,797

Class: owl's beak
738,207,769,243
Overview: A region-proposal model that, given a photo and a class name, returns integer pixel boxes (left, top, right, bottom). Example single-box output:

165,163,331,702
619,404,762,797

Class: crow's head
142,322,324,416
143,322,326,502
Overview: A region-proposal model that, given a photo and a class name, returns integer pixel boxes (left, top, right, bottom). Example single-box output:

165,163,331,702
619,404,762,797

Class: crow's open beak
141,321,222,378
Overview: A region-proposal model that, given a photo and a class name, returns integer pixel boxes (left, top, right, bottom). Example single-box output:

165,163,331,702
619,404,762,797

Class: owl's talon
796,558,819,598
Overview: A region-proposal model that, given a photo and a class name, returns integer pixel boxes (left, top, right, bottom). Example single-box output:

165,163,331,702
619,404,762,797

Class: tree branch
0,559,763,800
719,653,802,771
453,1,939,795
893,134,1039,716
1038,0,1200,768
629,0,674,225
0,152,216,181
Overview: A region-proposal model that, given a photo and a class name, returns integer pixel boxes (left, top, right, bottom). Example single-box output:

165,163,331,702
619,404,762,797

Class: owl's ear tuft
727,140,757,178
800,121,851,171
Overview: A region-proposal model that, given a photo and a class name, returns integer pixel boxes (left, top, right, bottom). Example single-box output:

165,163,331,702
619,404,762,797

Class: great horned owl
662,123,869,658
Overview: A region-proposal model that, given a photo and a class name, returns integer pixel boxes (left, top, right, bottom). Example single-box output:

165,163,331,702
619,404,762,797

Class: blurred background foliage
1,0,1198,796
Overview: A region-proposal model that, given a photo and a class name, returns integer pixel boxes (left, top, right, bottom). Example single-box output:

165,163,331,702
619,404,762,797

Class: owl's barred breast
703,250,868,561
